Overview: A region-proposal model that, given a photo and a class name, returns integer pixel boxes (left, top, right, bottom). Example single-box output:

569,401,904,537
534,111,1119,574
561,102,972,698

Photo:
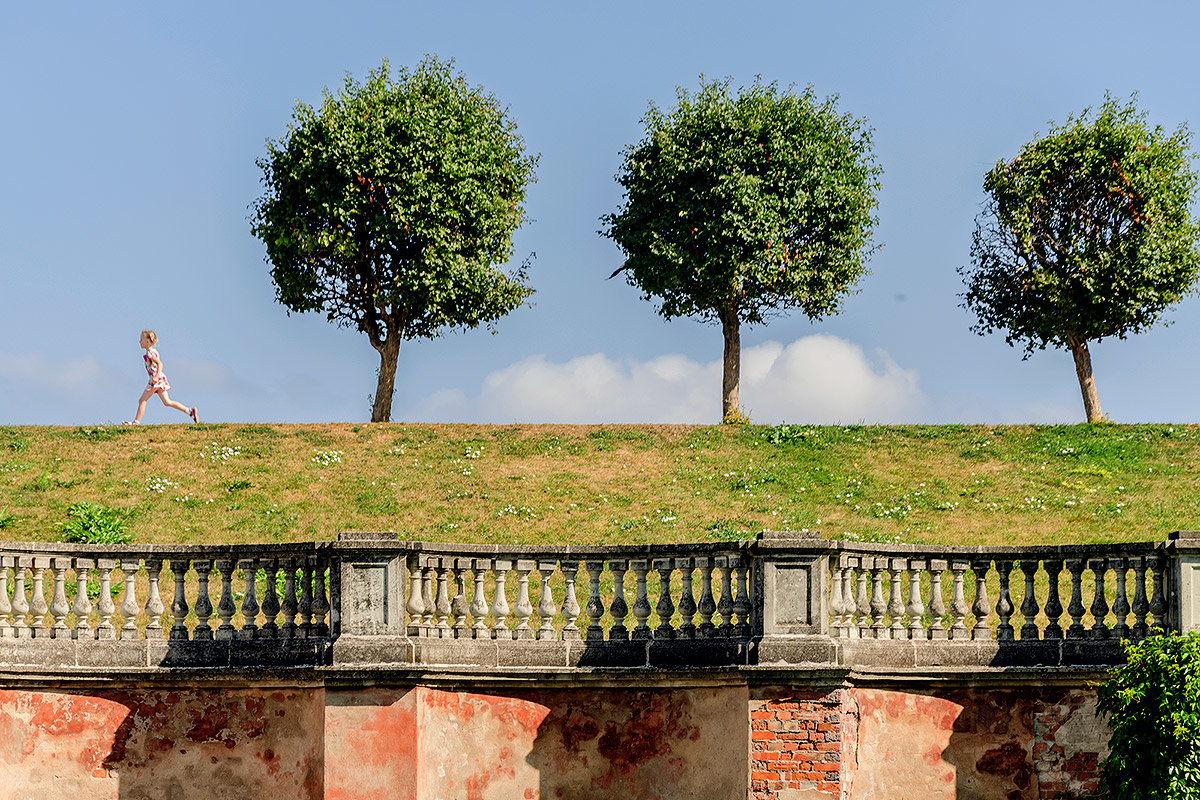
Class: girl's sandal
189,407,199,423
121,420,140,425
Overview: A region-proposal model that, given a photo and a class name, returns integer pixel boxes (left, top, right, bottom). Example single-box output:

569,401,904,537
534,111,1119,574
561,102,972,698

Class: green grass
0,422,1196,547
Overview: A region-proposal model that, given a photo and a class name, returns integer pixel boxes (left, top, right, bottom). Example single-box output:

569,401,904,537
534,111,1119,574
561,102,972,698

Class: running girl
125,330,199,424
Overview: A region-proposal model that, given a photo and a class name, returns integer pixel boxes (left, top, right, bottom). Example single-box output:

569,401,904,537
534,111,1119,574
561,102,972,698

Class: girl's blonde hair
141,330,158,346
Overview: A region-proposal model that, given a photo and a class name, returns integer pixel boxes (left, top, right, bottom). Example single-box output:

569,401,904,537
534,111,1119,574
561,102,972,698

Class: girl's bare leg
132,388,155,423
157,390,194,418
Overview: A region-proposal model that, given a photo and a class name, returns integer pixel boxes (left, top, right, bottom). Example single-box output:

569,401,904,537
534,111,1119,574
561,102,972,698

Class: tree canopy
602,77,880,422
252,57,536,422
961,95,1200,422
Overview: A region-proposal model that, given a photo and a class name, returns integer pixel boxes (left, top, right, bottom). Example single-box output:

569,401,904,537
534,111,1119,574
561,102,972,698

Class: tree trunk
719,305,741,423
1065,332,1104,423
370,337,401,423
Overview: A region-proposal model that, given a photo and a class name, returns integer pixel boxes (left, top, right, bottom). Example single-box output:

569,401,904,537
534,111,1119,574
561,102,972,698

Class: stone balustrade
1,530,1198,672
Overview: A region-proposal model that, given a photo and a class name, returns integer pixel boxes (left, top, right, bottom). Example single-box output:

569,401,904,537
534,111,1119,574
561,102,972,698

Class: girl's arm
148,351,163,380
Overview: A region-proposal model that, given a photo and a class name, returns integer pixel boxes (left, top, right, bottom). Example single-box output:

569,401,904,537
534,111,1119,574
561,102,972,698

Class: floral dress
144,347,171,392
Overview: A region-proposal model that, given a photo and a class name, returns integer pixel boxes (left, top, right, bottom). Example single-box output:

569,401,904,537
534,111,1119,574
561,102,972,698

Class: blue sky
3,2,1200,425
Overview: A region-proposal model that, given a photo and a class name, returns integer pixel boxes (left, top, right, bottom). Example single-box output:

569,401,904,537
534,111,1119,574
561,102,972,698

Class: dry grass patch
0,423,1198,547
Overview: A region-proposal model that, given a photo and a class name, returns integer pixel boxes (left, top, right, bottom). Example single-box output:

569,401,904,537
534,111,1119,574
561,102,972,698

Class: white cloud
0,349,124,397
408,335,928,425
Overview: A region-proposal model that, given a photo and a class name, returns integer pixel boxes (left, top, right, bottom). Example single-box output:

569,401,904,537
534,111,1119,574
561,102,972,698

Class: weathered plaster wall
846,687,1110,800
0,680,1108,799
323,687,418,800
324,684,749,800
0,687,324,800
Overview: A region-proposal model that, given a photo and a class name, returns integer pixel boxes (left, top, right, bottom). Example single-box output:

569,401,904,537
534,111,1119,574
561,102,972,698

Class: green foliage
961,94,1200,354
0,510,14,530
1096,633,1200,799
57,502,133,545
251,56,537,422
604,76,880,325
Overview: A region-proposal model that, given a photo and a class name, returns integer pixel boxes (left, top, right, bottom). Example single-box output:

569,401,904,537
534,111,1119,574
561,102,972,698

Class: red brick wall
750,687,853,799
1033,689,1109,799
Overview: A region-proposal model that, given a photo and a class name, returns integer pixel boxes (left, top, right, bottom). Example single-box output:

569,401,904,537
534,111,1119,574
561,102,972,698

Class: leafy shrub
1095,632,1200,799
764,424,819,445
57,502,133,544
0,510,14,530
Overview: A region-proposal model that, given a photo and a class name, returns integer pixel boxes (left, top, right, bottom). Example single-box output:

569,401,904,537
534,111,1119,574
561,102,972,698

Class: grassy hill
1,422,1198,548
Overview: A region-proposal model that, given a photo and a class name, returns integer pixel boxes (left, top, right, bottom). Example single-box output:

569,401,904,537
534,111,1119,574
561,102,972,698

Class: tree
961,95,1200,423
602,77,881,423
252,57,536,422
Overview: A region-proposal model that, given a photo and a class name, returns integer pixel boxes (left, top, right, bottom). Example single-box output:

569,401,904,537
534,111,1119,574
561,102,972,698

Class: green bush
57,502,133,545
1096,632,1200,799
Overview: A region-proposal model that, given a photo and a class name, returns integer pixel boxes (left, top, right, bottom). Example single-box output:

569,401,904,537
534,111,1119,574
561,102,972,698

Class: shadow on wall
848,685,1107,800
524,685,749,800
98,687,325,800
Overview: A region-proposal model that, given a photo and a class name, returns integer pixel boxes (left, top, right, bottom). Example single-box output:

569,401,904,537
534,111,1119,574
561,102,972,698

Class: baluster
513,560,535,640
906,559,925,640
421,563,435,629
887,559,906,639
169,559,191,640
1066,560,1087,639
236,559,258,639
11,560,30,638
676,557,696,639
119,559,140,638
406,556,426,637
435,559,453,638
0,557,12,637
653,558,675,640
734,556,752,639
1019,560,1041,640
297,559,314,637
970,559,992,640
312,560,330,637
30,559,49,637
260,558,280,638
584,561,605,642
536,560,558,641
1089,559,1110,639
71,559,92,639
1044,560,1065,640
829,557,847,637
609,559,630,641
491,560,512,639
215,559,236,640
1111,558,1131,639
1131,557,1150,639
95,559,117,640
630,560,651,640
451,559,470,638
561,560,581,641
144,559,166,636
716,557,734,635
948,560,969,639
995,559,1014,642
470,559,491,639
193,560,214,641
278,558,298,638
855,559,872,638
1149,555,1167,633
869,559,887,639
696,556,716,637
928,559,947,640
49,558,71,637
